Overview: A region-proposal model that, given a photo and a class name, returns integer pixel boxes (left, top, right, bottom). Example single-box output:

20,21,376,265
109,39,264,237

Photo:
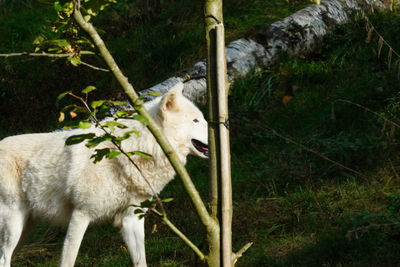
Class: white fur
0,84,208,267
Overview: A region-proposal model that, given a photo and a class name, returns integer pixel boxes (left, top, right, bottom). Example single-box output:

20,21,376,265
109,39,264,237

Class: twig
151,208,206,261
80,60,109,72
389,159,399,180
346,222,400,241
232,242,253,265
251,121,364,177
333,99,400,129
0,51,95,58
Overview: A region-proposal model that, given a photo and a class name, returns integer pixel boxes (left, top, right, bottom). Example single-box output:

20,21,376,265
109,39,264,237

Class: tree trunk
139,0,390,102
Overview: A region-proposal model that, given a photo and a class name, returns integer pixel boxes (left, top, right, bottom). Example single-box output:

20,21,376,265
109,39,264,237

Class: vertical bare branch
204,0,223,266
215,23,233,267
205,0,235,266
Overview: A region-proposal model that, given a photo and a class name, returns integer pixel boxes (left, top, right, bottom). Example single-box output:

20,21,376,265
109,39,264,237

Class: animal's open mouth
191,139,209,157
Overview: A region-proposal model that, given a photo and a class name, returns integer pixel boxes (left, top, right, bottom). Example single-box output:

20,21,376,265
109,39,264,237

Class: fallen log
139,0,390,102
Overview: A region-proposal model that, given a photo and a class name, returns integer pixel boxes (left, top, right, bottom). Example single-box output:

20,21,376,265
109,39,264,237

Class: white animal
0,84,209,267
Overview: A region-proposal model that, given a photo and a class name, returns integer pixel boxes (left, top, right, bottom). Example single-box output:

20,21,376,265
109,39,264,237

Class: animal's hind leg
0,204,27,267
121,213,147,267
13,214,36,256
59,209,91,267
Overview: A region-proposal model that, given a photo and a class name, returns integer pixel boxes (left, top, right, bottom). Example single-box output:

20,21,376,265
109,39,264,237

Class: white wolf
0,84,209,267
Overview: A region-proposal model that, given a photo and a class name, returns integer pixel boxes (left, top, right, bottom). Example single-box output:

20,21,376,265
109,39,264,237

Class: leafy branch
0,51,108,71
60,87,170,216
61,87,208,261
0,51,95,57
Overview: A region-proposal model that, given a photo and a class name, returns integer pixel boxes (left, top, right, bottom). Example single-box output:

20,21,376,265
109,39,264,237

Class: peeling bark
139,0,390,102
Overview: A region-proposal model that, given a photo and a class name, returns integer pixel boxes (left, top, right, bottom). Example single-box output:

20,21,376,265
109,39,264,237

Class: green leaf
82,85,96,94
107,150,121,159
148,92,161,97
65,133,95,146
134,209,145,214
69,56,80,66
134,151,152,158
54,1,73,15
109,100,127,106
91,148,110,163
113,130,140,143
56,91,72,103
116,111,129,118
127,151,152,158
53,39,69,47
133,114,149,125
48,48,63,53
91,149,122,163
139,92,161,100
84,0,116,17
124,130,140,137
140,199,157,208
101,121,127,133
78,121,92,129
91,100,105,109
76,36,94,47
62,122,81,129
83,14,92,22
162,198,174,203
85,134,113,148
102,121,127,129
115,110,135,118
54,1,64,12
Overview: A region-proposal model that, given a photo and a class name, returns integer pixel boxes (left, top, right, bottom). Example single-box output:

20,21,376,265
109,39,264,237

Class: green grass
2,2,400,267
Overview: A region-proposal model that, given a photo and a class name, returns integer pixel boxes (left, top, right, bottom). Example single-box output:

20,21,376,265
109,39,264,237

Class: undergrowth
1,2,400,267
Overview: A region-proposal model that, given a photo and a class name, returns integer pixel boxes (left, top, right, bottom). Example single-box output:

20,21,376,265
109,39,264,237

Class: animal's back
0,132,68,205
0,130,108,224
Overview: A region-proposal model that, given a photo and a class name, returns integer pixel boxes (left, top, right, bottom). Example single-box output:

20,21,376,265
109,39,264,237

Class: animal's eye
193,118,199,123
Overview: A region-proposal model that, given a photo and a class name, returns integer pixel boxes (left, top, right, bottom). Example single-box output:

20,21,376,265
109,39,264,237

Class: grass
2,2,400,267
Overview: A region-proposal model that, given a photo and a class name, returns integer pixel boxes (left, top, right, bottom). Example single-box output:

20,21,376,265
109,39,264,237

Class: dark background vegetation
1,0,400,266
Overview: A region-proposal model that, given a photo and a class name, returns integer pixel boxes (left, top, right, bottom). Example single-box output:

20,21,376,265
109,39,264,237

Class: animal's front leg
59,209,91,267
121,213,147,267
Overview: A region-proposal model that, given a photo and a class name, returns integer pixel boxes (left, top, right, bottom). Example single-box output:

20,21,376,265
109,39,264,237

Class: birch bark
139,0,390,102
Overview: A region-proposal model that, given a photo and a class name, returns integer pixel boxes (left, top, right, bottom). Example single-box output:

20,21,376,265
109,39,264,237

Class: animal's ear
161,83,183,112
169,82,184,95
162,92,178,111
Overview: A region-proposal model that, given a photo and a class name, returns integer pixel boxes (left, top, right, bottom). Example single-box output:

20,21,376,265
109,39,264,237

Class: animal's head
157,83,209,159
